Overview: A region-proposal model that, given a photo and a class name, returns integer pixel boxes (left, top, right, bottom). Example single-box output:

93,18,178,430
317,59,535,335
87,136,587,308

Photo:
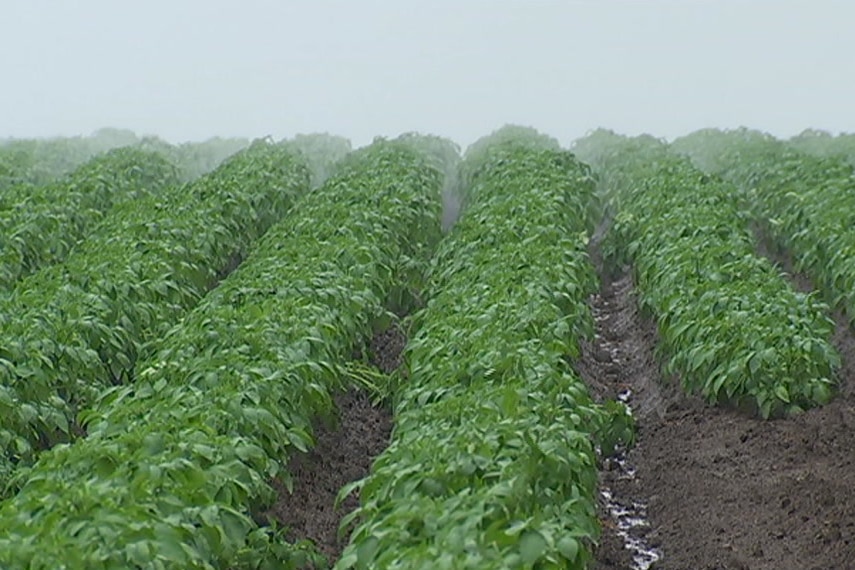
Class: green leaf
774,384,790,404
557,535,580,561
335,478,365,509
154,525,189,563
220,509,251,546
356,535,379,569
519,529,547,565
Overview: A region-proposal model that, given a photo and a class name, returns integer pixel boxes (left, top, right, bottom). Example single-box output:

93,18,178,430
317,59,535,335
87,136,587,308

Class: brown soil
578,270,674,570
579,239,855,569
369,323,408,374
260,325,405,566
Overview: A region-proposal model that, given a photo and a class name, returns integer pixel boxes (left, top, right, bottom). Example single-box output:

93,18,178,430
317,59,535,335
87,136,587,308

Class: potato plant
0,129,144,190
0,140,443,569
715,145,855,327
582,134,839,418
675,128,855,371
0,147,178,289
0,141,309,485
337,135,623,569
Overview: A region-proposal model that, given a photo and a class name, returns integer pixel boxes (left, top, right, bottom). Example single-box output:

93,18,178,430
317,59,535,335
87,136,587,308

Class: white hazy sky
1,0,852,148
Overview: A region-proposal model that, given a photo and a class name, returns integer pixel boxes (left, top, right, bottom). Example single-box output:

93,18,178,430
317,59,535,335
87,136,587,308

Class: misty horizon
2,1,853,149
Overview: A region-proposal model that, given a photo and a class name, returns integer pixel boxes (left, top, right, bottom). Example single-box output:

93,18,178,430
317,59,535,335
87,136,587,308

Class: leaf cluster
787,129,855,168
0,129,142,190
280,133,353,188
736,148,855,326
0,148,179,289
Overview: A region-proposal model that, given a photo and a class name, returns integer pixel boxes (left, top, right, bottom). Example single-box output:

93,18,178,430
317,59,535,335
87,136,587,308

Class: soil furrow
577,266,674,570
259,325,404,566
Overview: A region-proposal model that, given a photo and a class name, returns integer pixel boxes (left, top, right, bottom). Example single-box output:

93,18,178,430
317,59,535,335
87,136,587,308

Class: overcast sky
1,0,852,148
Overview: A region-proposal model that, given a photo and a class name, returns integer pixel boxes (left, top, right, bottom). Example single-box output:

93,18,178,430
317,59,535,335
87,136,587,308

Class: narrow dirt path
259,324,405,566
579,236,855,569
577,267,673,570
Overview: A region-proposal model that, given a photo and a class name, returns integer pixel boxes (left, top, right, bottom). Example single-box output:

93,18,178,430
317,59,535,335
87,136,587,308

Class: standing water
599,390,661,569
591,294,662,569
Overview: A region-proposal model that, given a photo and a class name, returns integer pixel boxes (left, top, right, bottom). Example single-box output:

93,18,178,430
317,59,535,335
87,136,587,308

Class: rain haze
5,3,855,570
1,0,853,146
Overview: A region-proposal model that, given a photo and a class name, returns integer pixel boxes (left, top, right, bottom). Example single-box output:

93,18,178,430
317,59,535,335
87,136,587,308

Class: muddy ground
579,245,855,569
260,325,405,566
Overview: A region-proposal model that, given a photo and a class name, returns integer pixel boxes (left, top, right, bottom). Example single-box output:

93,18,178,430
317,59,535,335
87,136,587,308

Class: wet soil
579,240,855,569
368,323,408,374
578,270,674,570
260,325,405,566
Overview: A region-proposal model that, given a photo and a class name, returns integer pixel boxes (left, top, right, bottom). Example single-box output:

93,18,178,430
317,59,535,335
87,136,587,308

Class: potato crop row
338,135,620,569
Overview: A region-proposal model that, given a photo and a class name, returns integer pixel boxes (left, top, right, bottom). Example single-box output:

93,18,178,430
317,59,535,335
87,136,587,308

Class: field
0,126,853,569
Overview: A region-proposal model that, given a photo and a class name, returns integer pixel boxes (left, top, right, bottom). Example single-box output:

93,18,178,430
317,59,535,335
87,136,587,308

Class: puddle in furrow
593,299,662,570
600,390,661,570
